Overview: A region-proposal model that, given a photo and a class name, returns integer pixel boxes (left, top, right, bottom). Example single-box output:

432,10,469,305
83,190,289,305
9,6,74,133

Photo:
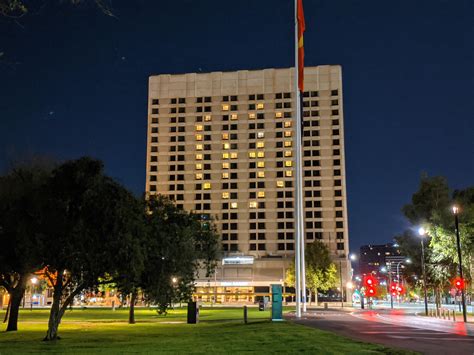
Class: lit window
257,103,264,110
257,151,265,158
231,202,238,209
222,162,230,169
222,192,229,199
249,201,257,208
223,143,230,150
196,163,203,170
285,170,293,177
196,125,203,131
222,153,229,159
196,154,203,160
249,152,256,158
285,161,293,167
257,142,265,148
275,112,282,118
257,161,265,168
195,173,203,180
222,172,229,179
222,133,229,140
230,152,238,159
196,134,203,141
258,191,265,198
230,114,238,120
276,181,284,188
222,104,229,111
204,115,212,121
203,183,211,190
257,132,264,138
285,151,292,157
196,144,203,150
284,121,292,128
284,131,292,137
284,141,292,147
257,171,265,178
249,113,256,119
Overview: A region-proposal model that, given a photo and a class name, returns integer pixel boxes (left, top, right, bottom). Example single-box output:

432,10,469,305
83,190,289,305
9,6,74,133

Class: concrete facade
146,66,350,302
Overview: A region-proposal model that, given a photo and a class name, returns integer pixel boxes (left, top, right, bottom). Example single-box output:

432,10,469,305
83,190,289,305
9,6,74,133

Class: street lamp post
349,254,357,307
395,259,410,304
386,263,393,309
30,277,38,310
418,227,429,316
453,206,467,323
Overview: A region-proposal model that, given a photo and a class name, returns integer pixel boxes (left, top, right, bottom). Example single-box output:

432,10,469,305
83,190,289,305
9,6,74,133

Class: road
288,308,474,355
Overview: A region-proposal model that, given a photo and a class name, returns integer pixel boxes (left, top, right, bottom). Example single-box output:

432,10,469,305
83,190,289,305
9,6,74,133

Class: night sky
1,0,473,253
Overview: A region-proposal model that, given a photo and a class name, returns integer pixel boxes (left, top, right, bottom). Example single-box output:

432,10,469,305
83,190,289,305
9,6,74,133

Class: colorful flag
297,0,305,92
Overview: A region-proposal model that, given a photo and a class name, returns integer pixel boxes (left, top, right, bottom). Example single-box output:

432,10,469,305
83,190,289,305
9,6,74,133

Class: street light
418,227,429,316
386,262,394,309
452,206,467,323
30,277,38,310
395,259,410,304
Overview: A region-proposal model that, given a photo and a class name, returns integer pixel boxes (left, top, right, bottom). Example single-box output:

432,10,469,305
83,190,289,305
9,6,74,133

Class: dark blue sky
1,0,473,252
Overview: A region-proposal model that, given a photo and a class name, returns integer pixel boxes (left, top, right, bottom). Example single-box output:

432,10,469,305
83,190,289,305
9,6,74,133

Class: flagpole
294,0,304,318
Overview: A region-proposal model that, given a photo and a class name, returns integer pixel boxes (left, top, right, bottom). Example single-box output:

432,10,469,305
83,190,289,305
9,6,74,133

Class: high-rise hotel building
146,66,350,303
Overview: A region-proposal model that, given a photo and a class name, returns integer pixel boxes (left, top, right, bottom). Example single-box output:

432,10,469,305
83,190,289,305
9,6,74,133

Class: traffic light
390,282,397,296
453,277,465,290
363,275,377,297
363,275,376,288
365,287,376,297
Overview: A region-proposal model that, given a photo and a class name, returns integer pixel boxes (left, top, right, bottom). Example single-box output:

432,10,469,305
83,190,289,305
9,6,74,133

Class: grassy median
0,307,411,354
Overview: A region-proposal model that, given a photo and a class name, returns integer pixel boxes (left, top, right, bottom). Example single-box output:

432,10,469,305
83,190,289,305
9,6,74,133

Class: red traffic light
365,287,377,297
453,277,465,290
363,275,377,288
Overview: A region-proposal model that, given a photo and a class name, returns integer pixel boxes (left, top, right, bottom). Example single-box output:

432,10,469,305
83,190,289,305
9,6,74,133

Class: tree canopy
395,175,474,306
0,156,220,340
285,241,338,303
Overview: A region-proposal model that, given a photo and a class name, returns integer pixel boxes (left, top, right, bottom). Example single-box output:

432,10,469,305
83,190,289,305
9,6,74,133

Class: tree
0,163,52,331
39,157,144,340
0,0,114,18
402,175,451,228
116,195,220,324
285,241,338,304
140,195,219,315
398,175,474,308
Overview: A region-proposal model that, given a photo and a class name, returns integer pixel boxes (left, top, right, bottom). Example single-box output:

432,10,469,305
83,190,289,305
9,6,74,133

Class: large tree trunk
6,276,27,332
129,292,137,324
44,275,82,341
44,282,63,341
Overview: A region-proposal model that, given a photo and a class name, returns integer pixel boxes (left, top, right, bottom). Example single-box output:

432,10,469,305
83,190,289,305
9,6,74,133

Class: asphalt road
288,308,474,355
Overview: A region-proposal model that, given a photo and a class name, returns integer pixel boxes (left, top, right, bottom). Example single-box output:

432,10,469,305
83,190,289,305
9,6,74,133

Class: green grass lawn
0,307,412,354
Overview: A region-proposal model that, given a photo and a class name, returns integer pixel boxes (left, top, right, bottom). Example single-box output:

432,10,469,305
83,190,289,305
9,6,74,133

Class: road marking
389,335,474,341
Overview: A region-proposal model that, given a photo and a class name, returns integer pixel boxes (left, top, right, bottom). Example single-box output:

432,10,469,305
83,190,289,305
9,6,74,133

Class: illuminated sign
220,282,250,286
222,256,254,265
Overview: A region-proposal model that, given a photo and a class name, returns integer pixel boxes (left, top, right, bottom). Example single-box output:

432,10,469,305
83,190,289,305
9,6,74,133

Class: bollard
243,305,248,324
452,310,456,322
442,309,445,319
447,310,450,320
324,302,328,309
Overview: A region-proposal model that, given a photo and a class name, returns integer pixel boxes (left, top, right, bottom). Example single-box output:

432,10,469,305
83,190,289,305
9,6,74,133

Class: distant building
358,243,402,277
